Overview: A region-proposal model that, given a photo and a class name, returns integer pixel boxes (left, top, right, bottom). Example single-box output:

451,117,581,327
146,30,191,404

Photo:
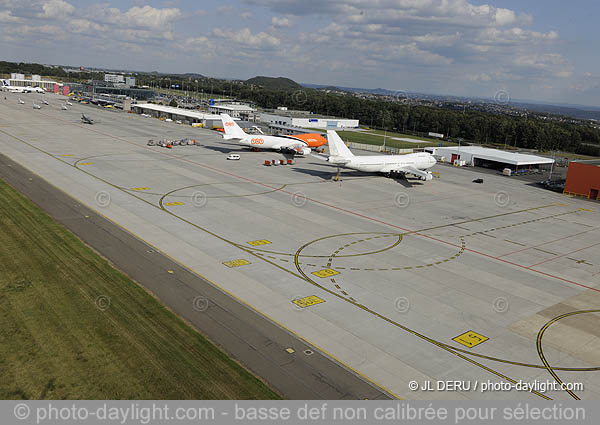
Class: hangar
132,104,222,128
424,146,554,171
563,160,600,200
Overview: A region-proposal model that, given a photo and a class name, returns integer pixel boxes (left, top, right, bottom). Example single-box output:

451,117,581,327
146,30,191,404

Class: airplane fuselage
330,152,435,174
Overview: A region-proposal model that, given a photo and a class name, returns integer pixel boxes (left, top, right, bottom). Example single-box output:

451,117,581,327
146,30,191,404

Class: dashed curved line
536,310,600,400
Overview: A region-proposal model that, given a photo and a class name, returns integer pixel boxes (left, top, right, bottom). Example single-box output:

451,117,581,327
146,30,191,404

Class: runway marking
529,241,600,267
292,295,325,308
578,208,593,212
164,201,184,206
78,162,93,165
132,187,150,191
533,248,559,256
247,239,272,247
222,259,251,268
504,239,526,246
499,226,600,258
312,269,340,278
60,154,73,157
285,347,296,354
453,331,489,348
4,117,597,399
536,310,600,400
566,257,593,266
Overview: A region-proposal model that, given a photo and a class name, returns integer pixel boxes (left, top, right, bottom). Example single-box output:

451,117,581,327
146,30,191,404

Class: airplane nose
430,156,436,167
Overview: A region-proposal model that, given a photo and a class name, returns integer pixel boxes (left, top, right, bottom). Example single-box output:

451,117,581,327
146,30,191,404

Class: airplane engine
420,173,433,181
291,146,311,156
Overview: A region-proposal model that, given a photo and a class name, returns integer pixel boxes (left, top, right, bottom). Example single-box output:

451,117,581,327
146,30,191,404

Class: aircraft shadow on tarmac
202,145,248,154
290,164,421,187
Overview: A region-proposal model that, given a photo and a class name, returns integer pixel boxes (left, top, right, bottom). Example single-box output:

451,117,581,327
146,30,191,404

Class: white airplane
1,80,45,93
220,114,312,156
61,104,68,110
32,103,41,109
26,86,45,93
18,98,25,104
320,130,437,181
66,100,73,106
42,99,49,105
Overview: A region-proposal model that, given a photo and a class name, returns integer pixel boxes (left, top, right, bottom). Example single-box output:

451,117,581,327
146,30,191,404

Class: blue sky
1,0,599,106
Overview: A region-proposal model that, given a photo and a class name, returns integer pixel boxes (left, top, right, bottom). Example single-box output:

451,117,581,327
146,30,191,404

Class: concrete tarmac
1,92,599,400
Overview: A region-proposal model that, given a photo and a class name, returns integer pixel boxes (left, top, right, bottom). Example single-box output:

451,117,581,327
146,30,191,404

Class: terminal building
132,103,222,127
4,73,58,91
563,160,600,200
424,146,554,171
207,103,257,120
260,108,359,129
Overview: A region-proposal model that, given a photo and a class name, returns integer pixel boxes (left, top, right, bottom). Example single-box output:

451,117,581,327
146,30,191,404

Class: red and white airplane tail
220,114,248,140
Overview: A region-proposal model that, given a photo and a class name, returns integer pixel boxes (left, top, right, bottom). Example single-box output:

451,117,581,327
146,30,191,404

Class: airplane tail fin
327,130,354,158
220,114,247,140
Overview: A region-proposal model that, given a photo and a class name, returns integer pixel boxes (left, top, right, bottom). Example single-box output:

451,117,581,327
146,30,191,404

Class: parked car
226,154,241,160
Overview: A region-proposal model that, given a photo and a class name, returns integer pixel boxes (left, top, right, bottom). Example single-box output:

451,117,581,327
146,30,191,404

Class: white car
226,154,240,160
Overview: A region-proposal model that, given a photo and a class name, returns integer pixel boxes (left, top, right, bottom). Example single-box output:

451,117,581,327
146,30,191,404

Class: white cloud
216,5,234,13
39,0,75,19
467,73,492,82
212,27,280,48
118,5,181,29
271,16,290,28
0,10,21,22
12,24,63,36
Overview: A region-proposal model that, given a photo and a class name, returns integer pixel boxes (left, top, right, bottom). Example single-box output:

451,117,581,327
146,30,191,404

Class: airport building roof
208,104,256,112
428,146,554,166
133,103,221,120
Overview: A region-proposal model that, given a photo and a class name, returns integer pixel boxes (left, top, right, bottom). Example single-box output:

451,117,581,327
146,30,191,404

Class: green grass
0,179,280,400
336,131,456,149
361,129,444,143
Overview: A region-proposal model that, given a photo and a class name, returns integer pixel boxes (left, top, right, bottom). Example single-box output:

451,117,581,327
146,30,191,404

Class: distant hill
510,102,600,121
246,76,301,90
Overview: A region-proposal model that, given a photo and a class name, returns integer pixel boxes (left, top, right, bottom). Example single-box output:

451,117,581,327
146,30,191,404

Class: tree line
4,60,598,155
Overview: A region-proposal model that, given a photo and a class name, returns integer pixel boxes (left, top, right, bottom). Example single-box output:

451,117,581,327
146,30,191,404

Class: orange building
563,160,600,200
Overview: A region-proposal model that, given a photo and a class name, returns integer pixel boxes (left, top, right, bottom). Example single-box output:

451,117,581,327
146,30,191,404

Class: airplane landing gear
334,167,342,182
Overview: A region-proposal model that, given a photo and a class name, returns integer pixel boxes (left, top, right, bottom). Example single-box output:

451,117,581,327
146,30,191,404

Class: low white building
104,74,124,83
425,146,554,170
208,103,257,120
260,113,359,129
4,77,58,91
133,103,222,127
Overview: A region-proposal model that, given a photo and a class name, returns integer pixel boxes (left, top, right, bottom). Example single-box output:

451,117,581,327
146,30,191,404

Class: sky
1,0,599,107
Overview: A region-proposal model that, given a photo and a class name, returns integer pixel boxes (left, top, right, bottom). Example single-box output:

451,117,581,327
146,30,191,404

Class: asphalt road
0,152,392,400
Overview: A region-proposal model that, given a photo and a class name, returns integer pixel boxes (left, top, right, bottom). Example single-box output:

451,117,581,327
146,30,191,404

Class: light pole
548,149,556,181
381,111,387,152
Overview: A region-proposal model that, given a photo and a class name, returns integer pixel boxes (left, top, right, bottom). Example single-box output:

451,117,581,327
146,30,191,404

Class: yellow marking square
223,259,251,268
453,331,489,348
164,202,184,206
285,348,295,354
132,187,150,191
247,239,271,246
312,269,340,278
79,162,93,165
292,295,325,308
578,208,593,212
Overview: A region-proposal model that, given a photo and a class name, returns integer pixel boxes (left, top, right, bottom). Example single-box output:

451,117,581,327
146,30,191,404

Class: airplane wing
391,165,433,181
274,143,310,157
310,153,329,161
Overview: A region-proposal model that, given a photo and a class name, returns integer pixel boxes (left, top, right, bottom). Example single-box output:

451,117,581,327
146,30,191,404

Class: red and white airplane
220,114,326,156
